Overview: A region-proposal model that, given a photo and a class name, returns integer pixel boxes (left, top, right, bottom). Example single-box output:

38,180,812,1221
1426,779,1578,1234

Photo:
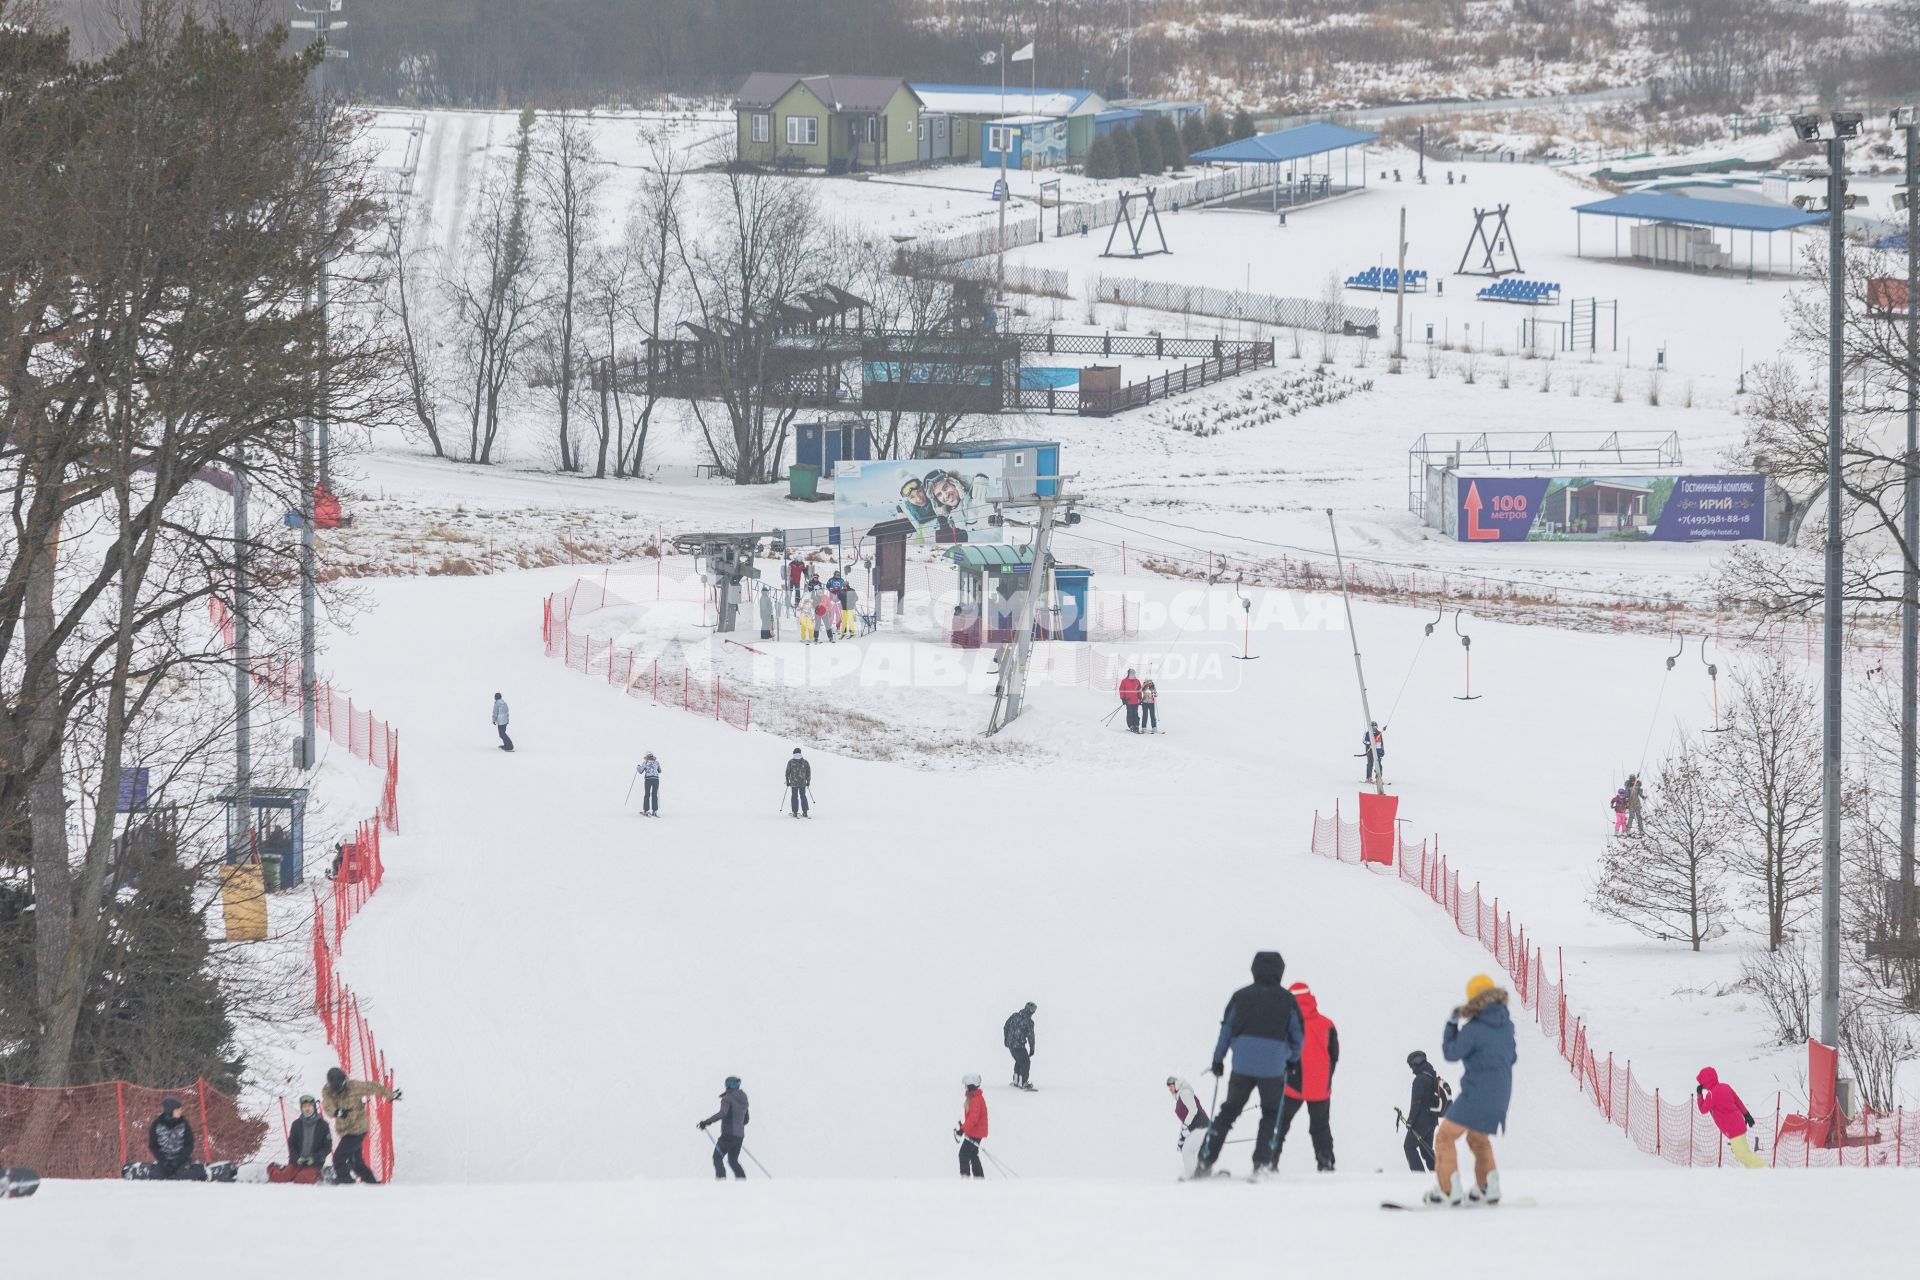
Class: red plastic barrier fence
0,1078,268,1180
208,598,400,833
1309,802,1919,1168
541,582,752,731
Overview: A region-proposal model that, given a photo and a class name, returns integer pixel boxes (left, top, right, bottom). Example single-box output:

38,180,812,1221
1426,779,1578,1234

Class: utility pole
997,133,1010,307
1326,510,1382,796
1820,126,1851,1048
1899,105,1919,947
1393,206,1408,367
1417,124,1425,183
1125,0,1133,98
232,455,252,854
291,0,347,769
987,486,1079,733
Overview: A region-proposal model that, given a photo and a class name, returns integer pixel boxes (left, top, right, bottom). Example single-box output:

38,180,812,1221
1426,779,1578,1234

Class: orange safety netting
542,581,753,731
1310,801,1920,1168
0,1079,266,1179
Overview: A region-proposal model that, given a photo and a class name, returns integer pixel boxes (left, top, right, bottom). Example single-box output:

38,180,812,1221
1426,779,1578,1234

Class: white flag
1011,41,1034,63
980,50,997,65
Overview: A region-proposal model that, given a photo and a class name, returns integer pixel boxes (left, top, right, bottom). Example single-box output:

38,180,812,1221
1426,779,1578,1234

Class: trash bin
788,464,820,500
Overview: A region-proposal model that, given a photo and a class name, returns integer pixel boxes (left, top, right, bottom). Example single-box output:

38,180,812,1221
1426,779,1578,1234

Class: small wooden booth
948,544,1091,647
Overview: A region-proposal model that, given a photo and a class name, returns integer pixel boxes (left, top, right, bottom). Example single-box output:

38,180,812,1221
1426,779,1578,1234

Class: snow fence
541,579,752,731
1311,803,1920,1169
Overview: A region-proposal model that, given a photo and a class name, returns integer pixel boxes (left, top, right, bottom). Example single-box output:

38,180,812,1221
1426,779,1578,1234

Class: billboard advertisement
1451,474,1766,543
834,457,1007,544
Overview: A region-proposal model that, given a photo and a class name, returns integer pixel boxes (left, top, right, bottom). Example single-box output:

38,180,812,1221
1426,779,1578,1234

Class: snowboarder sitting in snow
1401,1050,1450,1172
1194,950,1304,1178
1119,668,1143,733
322,1065,400,1185
1003,1002,1037,1090
1277,982,1338,1171
785,747,811,817
1167,1077,1210,1179
956,1074,989,1177
1428,974,1514,1206
287,1095,333,1173
698,1076,751,1179
1696,1067,1765,1168
147,1098,200,1180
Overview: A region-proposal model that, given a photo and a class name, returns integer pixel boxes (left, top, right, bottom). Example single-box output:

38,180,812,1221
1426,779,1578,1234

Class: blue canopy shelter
1190,123,1378,211
1573,192,1826,278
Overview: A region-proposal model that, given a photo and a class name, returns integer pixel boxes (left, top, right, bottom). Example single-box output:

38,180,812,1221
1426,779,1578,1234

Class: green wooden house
733,73,924,173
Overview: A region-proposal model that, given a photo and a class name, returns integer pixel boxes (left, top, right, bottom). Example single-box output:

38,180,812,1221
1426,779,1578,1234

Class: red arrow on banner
1463,481,1502,541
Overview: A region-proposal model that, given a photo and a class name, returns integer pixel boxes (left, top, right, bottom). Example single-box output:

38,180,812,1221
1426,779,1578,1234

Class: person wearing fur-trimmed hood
1427,974,1515,1207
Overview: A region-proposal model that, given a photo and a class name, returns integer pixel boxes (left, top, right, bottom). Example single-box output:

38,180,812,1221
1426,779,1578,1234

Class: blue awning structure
1572,192,1823,233
1191,122,1378,165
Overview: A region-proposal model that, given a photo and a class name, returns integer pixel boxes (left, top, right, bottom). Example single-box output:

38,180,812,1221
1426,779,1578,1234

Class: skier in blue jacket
1192,951,1304,1178
1427,973,1516,1206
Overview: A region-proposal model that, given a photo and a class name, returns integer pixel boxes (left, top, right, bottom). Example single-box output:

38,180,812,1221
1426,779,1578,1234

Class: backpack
1436,1077,1454,1115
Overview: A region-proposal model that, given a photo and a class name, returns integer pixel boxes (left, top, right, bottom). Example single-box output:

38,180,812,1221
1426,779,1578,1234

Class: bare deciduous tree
383,199,447,457
1716,654,1824,951
1588,748,1728,950
533,110,603,473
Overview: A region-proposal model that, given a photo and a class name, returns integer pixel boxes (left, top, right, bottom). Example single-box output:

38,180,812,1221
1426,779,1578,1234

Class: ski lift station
948,544,1092,646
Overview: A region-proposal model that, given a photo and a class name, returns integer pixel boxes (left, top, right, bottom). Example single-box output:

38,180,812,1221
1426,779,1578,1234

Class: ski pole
979,1146,1019,1178
1101,704,1124,725
740,1145,773,1178
625,772,638,806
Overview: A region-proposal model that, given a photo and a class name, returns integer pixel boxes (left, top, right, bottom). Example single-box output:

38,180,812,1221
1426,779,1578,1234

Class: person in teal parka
1426,973,1516,1207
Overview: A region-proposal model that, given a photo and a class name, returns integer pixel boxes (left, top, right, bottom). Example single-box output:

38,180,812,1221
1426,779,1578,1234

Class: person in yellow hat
1426,974,1515,1206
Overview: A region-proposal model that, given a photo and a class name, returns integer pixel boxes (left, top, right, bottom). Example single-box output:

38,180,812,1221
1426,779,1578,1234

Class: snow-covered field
19,103,1917,1273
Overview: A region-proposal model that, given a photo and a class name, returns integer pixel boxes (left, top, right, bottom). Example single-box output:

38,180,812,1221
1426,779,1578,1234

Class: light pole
1898,104,1919,947
291,0,348,769
1791,108,1862,1049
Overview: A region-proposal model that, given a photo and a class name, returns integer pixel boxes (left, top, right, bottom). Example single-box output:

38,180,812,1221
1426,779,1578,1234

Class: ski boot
1316,1158,1335,1173
1468,1171,1501,1204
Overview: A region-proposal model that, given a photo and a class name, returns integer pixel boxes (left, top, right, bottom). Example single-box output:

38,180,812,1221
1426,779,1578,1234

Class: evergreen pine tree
1181,112,1211,159
1111,124,1140,178
1231,109,1256,140
1085,132,1115,179
1207,113,1231,148
1156,115,1185,171
1134,121,1162,175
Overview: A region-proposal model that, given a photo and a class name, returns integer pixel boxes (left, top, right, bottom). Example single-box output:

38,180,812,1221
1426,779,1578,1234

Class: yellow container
220,863,268,942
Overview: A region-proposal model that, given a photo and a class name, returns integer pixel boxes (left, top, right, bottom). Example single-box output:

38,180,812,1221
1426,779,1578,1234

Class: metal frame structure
1457,204,1522,277
1101,188,1170,259
1405,431,1683,516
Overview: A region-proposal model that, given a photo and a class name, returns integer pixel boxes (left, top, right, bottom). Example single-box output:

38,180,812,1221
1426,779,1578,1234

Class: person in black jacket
288,1095,334,1171
148,1098,197,1180
1403,1050,1447,1171
1193,951,1304,1178
1003,1002,1037,1090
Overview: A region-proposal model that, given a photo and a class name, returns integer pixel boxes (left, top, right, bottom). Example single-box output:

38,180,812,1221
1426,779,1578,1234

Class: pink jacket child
1696,1067,1767,1168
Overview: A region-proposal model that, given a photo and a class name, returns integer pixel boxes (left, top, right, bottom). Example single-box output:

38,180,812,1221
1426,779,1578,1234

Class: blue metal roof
1573,192,1824,233
1191,122,1378,165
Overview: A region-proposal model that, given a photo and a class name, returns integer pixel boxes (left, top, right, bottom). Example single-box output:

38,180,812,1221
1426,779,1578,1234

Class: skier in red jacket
956,1073,989,1177
1118,669,1144,733
1276,982,1339,1171
1696,1067,1766,1168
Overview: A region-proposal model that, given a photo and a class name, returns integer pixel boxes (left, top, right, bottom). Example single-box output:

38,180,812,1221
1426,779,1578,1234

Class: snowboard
1,1167,39,1198
1380,1195,1536,1211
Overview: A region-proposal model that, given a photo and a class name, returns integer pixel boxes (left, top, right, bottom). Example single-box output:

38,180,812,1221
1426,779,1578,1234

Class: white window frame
866,116,878,143
988,126,1013,154
786,115,818,147
918,120,927,141
750,112,770,144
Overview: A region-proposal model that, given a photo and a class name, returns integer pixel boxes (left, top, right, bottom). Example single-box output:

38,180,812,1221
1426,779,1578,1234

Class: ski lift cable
1383,601,1444,726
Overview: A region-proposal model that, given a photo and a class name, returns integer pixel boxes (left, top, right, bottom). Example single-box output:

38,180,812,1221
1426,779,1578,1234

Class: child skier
1277,982,1338,1171
1140,679,1160,732
637,753,661,816
956,1074,989,1177
1167,1077,1211,1179
1695,1067,1766,1168
1401,1050,1450,1172
1428,974,1515,1206
1610,787,1629,835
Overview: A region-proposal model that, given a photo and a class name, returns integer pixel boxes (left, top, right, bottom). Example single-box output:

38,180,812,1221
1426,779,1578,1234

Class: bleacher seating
1474,277,1560,306
1342,266,1429,293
